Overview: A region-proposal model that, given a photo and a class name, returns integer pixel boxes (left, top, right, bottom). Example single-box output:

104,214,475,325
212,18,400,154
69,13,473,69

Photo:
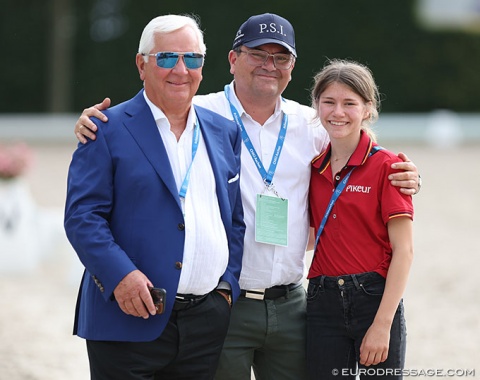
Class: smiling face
136,26,203,114
317,82,370,143
229,43,294,104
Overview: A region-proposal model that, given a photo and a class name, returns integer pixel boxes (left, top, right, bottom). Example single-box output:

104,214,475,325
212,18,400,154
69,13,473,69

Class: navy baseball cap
232,13,297,57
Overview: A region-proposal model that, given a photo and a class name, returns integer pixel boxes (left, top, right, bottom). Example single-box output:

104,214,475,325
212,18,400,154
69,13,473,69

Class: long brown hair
311,59,381,142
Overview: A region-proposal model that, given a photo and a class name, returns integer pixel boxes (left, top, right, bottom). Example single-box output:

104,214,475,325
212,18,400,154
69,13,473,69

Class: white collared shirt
143,92,229,295
194,82,329,289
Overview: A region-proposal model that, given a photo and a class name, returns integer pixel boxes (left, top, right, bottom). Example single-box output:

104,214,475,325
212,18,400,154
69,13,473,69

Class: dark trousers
306,272,406,380
214,284,307,380
87,291,231,380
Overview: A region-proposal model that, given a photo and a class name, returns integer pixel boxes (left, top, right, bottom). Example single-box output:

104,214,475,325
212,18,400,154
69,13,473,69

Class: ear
363,102,372,120
136,53,147,81
286,60,295,82
228,50,237,75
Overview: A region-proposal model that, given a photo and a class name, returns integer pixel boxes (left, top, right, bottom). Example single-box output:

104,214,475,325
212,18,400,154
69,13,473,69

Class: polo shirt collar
312,130,376,174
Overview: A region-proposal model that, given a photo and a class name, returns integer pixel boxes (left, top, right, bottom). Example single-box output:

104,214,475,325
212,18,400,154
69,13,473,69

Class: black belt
173,293,208,311
240,283,302,300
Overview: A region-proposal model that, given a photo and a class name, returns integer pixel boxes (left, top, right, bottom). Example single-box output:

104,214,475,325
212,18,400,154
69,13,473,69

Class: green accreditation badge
255,194,288,246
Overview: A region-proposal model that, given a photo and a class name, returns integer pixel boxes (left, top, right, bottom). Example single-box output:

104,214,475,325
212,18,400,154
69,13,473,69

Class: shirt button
335,175,341,181
332,214,337,219
175,262,183,269
338,278,345,286
177,223,185,231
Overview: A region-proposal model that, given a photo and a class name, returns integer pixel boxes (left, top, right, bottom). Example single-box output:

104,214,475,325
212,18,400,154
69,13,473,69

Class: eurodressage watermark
331,368,476,377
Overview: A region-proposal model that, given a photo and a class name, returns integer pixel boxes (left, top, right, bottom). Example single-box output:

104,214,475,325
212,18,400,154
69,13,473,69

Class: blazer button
178,223,185,231
175,261,183,269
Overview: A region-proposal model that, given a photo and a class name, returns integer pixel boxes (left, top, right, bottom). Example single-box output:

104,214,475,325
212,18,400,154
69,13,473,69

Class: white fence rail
1,111,479,144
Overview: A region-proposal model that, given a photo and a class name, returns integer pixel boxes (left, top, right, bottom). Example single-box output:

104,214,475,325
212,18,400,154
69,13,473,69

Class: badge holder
255,182,288,247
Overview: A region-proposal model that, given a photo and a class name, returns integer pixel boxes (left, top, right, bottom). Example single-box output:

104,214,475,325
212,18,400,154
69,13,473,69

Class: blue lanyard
313,145,383,252
313,167,355,251
224,85,288,187
178,118,200,200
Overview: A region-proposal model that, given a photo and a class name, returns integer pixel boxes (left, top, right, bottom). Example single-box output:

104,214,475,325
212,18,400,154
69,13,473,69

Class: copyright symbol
332,368,339,376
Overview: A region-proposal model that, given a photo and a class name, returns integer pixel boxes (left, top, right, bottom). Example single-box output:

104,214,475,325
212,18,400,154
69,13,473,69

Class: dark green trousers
215,285,308,380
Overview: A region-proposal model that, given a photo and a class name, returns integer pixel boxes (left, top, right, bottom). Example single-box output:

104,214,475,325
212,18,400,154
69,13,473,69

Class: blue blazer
64,90,245,342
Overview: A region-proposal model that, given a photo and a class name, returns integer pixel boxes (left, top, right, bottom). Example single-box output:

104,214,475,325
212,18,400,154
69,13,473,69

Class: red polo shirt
308,131,414,279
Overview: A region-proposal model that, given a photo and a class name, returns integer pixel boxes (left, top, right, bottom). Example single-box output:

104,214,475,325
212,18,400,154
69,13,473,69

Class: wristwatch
415,174,422,195
217,289,232,306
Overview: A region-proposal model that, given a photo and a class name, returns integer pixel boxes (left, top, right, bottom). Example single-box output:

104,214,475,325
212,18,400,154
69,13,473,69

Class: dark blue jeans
306,272,406,380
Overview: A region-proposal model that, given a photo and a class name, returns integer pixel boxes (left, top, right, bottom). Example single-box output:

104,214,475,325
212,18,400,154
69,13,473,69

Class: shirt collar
143,90,196,132
312,130,376,174
227,80,284,121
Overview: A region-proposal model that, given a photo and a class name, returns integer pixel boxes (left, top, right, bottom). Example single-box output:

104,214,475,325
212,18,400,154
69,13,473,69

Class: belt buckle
244,289,266,300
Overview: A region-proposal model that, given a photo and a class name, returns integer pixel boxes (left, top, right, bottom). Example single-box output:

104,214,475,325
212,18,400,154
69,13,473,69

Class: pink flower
0,142,33,179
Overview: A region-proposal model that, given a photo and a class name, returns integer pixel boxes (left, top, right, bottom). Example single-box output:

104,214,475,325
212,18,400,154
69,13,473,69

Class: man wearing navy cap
74,13,420,380
232,13,297,56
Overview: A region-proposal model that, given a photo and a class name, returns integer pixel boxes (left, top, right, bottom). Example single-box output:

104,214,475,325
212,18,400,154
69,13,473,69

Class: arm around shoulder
74,97,111,143
389,152,421,195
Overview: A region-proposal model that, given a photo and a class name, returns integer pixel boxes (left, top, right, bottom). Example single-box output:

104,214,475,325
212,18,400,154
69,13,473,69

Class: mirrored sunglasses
141,52,205,70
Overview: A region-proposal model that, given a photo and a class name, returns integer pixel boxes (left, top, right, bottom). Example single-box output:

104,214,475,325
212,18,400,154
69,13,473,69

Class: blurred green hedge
2,0,479,113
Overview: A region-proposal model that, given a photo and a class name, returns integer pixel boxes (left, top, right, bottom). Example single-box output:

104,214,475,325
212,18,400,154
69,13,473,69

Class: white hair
138,14,206,61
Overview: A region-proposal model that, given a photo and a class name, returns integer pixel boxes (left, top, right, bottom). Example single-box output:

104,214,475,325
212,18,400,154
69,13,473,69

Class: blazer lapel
123,91,181,210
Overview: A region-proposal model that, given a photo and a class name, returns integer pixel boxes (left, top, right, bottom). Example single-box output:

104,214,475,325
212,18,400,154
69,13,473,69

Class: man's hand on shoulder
75,97,111,144
389,152,421,195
